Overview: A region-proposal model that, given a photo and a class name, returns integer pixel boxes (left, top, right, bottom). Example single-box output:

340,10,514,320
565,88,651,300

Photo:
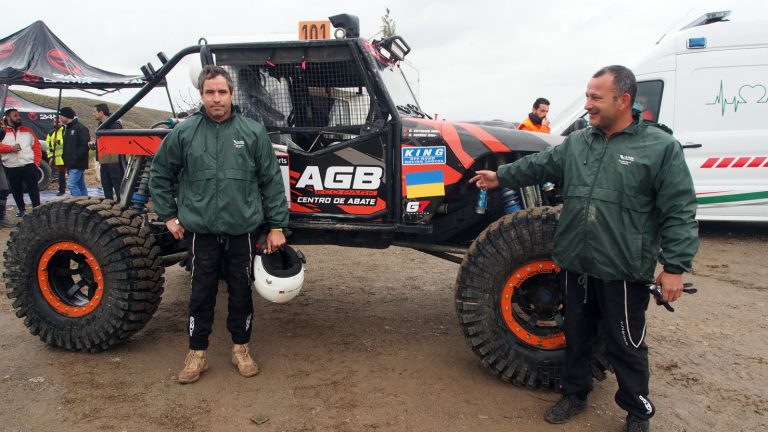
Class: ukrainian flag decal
406,170,445,198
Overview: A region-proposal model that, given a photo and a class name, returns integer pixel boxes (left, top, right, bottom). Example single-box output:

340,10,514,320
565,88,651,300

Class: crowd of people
0,104,125,228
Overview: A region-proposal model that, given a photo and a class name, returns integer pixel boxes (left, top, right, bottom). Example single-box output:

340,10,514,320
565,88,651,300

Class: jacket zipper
215,123,220,230
581,134,610,273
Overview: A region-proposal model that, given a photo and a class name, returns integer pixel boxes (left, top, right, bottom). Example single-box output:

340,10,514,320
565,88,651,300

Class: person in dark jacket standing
59,107,90,196
0,109,42,217
149,65,289,384
470,65,699,432
90,103,123,200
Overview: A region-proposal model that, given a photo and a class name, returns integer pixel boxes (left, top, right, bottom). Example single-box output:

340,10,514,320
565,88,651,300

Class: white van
553,10,768,222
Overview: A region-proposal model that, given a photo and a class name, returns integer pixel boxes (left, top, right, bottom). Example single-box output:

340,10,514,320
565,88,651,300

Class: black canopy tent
2,90,57,139
0,20,172,125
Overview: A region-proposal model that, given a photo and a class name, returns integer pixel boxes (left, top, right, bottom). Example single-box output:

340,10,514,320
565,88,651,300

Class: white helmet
253,246,305,303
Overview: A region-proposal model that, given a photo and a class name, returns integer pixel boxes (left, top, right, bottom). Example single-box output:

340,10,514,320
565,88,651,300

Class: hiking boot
16,210,25,217
624,415,650,432
57,191,65,196
231,344,259,377
544,395,588,424
0,219,16,228
178,350,209,384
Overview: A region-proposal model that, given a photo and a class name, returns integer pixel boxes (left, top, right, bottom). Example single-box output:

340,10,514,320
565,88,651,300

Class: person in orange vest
518,97,551,133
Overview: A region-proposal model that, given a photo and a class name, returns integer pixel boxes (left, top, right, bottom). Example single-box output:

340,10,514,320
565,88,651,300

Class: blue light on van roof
687,37,707,49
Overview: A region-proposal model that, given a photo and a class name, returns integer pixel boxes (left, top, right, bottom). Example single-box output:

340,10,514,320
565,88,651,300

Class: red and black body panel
286,133,389,218
399,118,559,225
94,38,560,249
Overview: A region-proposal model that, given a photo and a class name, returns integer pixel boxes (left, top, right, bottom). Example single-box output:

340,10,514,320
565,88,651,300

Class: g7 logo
405,201,430,213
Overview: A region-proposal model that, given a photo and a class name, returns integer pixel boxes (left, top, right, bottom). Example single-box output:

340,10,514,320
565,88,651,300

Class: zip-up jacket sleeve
32,133,42,165
149,130,183,222
496,138,567,189
653,141,700,274
77,125,90,160
254,126,289,228
0,128,13,153
46,134,54,159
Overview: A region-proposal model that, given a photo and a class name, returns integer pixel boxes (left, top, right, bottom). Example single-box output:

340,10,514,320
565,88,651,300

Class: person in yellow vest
46,120,66,196
517,97,551,133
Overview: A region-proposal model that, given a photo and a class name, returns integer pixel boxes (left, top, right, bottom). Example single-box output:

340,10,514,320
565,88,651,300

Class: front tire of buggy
455,206,608,389
3,198,165,352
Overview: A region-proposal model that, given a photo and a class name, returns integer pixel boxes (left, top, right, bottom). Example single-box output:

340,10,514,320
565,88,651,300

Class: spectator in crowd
0,108,41,217
90,103,124,200
46,119,66,196
0,128,15,227
59,107,90,197
518,97,551,133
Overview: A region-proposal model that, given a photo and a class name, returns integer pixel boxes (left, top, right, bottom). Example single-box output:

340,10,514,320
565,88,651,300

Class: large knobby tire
3,198,165,352
455,206,608,389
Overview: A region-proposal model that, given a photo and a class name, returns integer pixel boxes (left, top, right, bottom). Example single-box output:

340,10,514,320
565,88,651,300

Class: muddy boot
231,344,259,377
178,350,209,384
0,198,15,228
544,395,587,424
624,415,650,432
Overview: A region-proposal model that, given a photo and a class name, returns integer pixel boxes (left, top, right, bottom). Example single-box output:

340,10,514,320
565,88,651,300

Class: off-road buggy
3,14,608,389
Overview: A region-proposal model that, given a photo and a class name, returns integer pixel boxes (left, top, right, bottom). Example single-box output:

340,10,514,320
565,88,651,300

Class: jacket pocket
221,168,253,202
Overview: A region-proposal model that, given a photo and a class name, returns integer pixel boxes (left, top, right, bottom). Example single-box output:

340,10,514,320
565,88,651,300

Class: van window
636,80,663,122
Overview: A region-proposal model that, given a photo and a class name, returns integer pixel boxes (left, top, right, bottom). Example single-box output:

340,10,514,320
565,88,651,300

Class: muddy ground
0,219,766,432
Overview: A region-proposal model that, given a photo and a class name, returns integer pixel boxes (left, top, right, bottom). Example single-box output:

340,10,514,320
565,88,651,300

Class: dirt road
1,220,766,432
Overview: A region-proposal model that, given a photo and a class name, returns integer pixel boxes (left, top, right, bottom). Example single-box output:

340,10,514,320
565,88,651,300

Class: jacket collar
198,104,241,124
528,112,543,126
588,113,643,141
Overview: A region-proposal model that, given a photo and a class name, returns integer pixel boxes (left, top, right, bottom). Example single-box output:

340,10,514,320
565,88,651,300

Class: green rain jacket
149,107,289,236
497,118,699,282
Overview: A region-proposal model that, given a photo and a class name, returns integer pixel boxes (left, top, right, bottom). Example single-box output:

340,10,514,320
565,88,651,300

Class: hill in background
13,90,173,134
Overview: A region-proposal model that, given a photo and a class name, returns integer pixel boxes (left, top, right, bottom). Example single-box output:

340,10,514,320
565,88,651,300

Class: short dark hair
593,65,637,105
4,108,18,117
197,65,234,93
94,103,110,116
533,98,550,109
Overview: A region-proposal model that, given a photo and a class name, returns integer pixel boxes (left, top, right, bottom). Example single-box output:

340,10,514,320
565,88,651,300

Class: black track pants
5,163,40,211
560,271,655,420
100,162,124,200
187,233,255,350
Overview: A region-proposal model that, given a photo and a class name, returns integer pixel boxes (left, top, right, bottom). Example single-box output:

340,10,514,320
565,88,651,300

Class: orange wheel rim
500,260,565,350
37,241,104,317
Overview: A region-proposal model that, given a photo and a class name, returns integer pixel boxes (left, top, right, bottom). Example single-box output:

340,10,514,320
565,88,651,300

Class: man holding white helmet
149,65,289,384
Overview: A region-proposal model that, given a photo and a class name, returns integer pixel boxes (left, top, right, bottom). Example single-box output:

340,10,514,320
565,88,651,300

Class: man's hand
469,170,501,190
655,271,684,303
543,117,551,128
12,143,21,152
165,218,185,241
264,230,286,254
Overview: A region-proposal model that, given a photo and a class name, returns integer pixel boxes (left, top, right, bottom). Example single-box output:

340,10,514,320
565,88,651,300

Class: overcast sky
4,0,765,123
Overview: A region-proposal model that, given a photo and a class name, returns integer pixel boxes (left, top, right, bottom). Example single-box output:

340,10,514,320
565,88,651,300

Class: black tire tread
455,206,562,389
3,198,165,352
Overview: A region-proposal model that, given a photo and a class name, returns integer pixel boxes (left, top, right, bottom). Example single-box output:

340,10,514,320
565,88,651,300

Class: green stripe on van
698,191,768,205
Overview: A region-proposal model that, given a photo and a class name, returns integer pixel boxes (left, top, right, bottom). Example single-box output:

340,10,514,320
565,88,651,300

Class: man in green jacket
471,65,698,432
150,65,289,384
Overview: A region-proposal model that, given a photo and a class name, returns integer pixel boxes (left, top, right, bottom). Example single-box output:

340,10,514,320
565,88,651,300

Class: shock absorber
501,188,522,214
130,156,153,213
